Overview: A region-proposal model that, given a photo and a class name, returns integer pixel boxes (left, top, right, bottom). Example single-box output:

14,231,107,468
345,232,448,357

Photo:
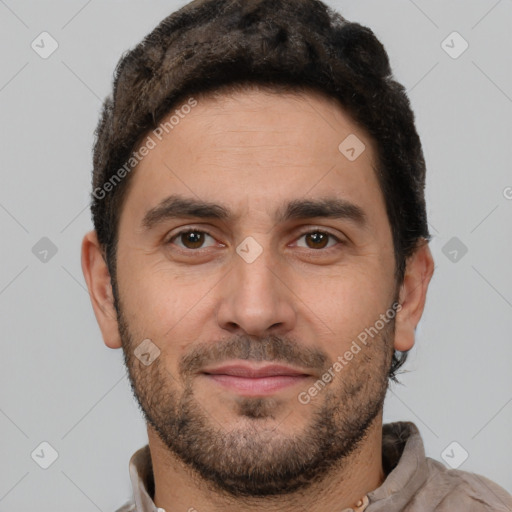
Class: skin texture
82,87,434,512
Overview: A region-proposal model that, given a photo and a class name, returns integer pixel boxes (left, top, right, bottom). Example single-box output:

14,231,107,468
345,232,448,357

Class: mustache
179,334,328,378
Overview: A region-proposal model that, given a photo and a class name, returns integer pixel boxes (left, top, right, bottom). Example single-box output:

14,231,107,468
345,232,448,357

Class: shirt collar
128,444,160,512
367,421,429,510
126,421,428,512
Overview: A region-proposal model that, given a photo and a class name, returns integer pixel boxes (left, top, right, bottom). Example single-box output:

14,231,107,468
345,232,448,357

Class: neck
148,411,386,512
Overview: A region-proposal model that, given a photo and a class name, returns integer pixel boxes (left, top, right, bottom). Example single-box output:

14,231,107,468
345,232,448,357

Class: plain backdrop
1,1,511,510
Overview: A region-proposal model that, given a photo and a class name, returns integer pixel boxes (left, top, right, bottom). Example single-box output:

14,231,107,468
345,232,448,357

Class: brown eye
169,230,216,250
296,230,340,250
305,232,329,249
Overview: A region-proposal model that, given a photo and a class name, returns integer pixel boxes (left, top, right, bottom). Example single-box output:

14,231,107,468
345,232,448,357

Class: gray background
1,0,511,510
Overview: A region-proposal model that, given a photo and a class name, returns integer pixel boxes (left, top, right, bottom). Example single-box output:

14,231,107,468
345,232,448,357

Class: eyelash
165,228,345,252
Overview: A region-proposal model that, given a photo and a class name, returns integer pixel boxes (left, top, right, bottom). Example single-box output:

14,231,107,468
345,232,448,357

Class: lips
202,364,309,378
201,363,311,395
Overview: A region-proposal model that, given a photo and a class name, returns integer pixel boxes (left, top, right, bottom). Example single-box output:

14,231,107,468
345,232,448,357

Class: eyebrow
141,194,367,231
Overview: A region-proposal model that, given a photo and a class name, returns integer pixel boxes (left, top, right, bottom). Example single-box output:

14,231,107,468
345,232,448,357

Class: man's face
114,88,398,496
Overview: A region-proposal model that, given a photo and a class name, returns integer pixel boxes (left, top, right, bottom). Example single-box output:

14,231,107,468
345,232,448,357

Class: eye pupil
306,232,328,249
182,231,204,249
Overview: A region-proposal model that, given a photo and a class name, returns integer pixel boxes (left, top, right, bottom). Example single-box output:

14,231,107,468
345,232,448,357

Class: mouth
200,363,312,396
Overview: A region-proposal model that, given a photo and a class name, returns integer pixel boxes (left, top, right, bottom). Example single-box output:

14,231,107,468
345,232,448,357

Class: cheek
290,263,393,346
121,261,219,354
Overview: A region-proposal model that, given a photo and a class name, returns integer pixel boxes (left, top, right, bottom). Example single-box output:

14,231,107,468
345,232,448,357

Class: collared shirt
115,421,512,512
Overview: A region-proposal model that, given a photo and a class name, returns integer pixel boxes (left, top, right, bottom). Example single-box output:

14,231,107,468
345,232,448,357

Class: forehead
120,87,385,227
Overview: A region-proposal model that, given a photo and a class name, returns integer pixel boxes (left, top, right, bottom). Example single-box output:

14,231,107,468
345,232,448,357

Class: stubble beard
117,304,394,497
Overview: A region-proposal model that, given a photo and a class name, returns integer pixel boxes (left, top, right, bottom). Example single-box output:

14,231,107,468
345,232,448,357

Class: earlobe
81,230,122,349
393,241,435,353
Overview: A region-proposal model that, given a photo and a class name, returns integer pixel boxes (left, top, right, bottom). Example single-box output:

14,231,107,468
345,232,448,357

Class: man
81,0,512,511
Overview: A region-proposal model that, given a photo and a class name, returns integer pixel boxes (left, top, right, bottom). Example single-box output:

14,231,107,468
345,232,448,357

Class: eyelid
295,226,344,239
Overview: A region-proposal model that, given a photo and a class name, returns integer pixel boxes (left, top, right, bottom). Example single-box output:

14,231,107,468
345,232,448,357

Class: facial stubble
117,306,394,498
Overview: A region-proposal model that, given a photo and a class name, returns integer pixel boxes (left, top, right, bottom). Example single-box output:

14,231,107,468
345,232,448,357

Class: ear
81,230,122,349
394,240,435,352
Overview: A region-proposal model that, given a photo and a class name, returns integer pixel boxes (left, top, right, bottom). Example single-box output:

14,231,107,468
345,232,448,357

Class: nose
216,247,297,337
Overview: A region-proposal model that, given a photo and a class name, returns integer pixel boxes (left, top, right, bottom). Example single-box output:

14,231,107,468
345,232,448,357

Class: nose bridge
216,238,295,335
236,243,276,296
